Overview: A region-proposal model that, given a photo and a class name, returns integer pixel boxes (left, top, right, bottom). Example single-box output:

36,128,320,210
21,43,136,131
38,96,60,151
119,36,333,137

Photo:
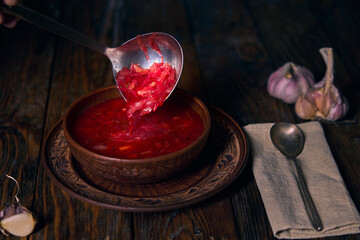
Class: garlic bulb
295,48,349,121
0,175,37,237
267,62,315,104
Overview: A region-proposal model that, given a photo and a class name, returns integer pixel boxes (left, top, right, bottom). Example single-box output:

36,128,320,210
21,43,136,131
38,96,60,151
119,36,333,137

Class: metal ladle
270,122,323,232
1,3,183,101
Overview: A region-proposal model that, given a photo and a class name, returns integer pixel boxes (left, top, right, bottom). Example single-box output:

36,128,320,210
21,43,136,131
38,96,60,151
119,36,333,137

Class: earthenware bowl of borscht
63,85,210,187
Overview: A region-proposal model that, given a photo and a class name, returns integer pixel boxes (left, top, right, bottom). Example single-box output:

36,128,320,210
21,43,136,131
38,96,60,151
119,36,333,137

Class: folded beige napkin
244,121,360,239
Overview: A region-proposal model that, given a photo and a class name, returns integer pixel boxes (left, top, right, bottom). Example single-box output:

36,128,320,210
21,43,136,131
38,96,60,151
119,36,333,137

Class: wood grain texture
124,0,206,99
0,0,359,239
122,0,239,238
30,0,133,239
0,1,54,239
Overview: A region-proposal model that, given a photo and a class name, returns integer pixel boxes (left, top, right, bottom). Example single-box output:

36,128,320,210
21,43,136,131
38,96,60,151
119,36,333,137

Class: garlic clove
295,95,317,119
326,95,349,121
304,84,330,118
0,207,37,237
267,62,315,104
0,175,37,237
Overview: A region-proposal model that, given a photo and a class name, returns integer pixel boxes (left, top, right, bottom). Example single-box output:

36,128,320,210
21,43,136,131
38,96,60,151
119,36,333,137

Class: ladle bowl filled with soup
63,86,210,187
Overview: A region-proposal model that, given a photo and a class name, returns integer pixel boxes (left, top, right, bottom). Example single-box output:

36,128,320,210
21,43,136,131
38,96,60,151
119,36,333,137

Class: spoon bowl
107,32,183,101
1,4,183,101
270,122,304,158
270,122,323,232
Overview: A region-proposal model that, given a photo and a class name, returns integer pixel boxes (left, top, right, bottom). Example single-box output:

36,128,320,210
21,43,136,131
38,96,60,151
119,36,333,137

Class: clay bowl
63,86,210,187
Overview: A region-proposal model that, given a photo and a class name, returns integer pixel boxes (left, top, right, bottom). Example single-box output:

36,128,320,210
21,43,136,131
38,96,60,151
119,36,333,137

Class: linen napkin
244,121,360,239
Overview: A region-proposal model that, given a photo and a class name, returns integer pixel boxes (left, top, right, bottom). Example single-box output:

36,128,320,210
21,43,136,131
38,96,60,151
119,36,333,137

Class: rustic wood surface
1,0,359,239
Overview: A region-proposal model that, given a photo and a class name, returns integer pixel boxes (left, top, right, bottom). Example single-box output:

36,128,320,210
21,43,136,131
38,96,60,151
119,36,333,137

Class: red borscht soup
71,97,204,159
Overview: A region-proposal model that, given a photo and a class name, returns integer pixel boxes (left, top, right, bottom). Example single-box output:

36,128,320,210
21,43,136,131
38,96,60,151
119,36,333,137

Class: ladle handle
1,3,107,54
292,158,324,231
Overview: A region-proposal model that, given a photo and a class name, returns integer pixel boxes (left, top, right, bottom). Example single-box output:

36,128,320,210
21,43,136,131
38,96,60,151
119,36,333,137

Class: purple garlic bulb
267,62,315,104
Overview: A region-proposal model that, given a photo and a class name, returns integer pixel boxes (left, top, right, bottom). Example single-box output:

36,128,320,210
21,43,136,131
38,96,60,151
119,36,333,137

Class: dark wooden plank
122,0,240,239
132,196,239,239
1,0,359,239
184,0,294,126
0,0,55,239
123,0,206,99
24,0,132,239
183,1,287,238
306,0,360,119
247,0,360,194
185,0,360,239
247,0,360,120
303,0,360,216
242,0,360,239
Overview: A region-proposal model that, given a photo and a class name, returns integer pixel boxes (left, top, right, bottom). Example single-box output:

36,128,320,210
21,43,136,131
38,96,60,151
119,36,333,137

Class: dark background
0,0,359,239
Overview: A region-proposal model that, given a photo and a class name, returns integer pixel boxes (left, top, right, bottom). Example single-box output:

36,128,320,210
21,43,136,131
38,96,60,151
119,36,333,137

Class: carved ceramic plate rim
41,106,248,212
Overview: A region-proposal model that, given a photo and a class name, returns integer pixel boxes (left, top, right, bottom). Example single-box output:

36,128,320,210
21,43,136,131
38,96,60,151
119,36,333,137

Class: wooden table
1,0,359,239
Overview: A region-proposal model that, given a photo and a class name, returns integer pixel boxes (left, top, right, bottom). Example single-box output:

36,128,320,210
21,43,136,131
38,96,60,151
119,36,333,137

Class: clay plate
42,106,248,212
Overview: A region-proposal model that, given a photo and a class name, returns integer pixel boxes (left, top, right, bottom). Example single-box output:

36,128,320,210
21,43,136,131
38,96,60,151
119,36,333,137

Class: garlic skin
295,48,349,121
267,62,315,104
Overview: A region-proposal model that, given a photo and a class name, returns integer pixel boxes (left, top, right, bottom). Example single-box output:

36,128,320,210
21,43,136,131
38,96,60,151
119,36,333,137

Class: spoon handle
1,3,107,54
292,158,324,231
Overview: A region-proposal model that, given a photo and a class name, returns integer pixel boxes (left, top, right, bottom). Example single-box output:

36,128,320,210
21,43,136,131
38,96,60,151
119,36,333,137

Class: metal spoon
1,3,183,101
270,122,323,232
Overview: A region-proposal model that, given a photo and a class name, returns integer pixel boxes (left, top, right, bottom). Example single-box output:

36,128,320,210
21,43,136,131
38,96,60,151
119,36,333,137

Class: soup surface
71,97,204,159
